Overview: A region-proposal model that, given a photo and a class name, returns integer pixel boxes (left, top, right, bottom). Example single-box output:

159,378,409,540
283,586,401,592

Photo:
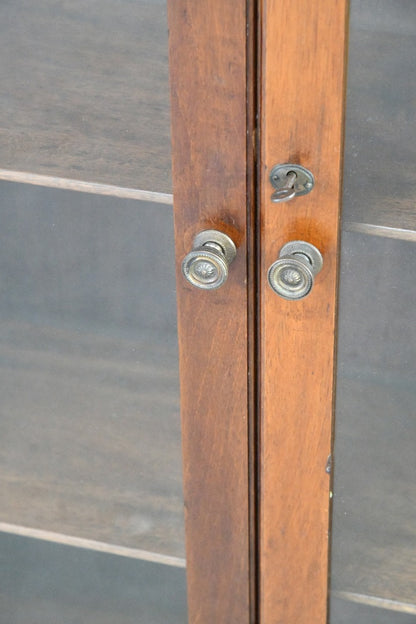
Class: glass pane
0,0,171,192
0,533,186,624
0,181,187,622
341,0,416,231
330,2,416,622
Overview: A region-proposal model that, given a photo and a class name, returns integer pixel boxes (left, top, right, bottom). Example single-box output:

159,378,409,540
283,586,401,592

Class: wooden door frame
169,2,349,622
168,2,258,622
258,1,349,623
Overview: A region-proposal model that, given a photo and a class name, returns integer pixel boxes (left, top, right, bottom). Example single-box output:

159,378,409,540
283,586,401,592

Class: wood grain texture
168,2,252,622
258,2,349,623
0,0,171,192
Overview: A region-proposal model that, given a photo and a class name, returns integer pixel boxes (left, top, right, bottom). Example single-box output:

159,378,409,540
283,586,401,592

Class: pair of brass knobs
182,230,323,300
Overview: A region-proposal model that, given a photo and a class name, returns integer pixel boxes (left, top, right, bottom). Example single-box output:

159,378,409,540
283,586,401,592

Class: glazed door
330,2,416,621
258,1,416,623
0,2,253,623
2,3,413,623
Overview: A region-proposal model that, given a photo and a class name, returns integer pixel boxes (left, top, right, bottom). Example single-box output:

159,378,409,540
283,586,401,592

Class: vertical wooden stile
168,2,256,622
258,2,349,623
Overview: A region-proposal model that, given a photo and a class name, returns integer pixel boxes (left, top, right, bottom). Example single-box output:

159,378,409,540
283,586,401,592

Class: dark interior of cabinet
0,0,171,192
0,182,183,558
343,0,416,232
0,182,187,622
330,0,416,617
0,532,186,624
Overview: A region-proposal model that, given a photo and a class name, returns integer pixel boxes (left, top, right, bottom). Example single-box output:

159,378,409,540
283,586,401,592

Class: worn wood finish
168,2,252,622
0,0,171,192
258,2,349,622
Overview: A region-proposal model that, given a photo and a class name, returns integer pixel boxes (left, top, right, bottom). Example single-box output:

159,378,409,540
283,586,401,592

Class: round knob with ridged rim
267,241,323,300
182,230,237,290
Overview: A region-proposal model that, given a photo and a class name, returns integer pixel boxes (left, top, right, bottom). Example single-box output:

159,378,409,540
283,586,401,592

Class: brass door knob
182,230,237,290
267,241,323,300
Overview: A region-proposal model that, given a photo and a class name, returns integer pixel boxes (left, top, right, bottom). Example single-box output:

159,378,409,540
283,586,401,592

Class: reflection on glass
0,533,187,624
331,234,416,620
0,0,171,192
0,182,187,622
342,0,416,231
331,1,416,621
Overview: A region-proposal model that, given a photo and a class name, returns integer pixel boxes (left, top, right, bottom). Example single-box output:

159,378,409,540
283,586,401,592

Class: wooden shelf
1,1,414,233
331,375,416,605
0,0,171,192
0,532,187,624
332,225,416,605
331,592,416,623
0,320,184,559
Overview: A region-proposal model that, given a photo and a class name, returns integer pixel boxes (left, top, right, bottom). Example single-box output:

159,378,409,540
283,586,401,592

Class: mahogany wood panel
168,2,253,622
258,2,349,623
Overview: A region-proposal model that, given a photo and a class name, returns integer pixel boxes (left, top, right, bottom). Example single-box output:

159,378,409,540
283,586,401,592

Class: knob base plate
267,240,323,300
193,230,237,265
280,240,323,274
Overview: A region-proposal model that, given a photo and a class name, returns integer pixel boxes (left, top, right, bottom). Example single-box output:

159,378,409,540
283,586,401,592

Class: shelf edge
0,169,174,205
0,521,186,568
